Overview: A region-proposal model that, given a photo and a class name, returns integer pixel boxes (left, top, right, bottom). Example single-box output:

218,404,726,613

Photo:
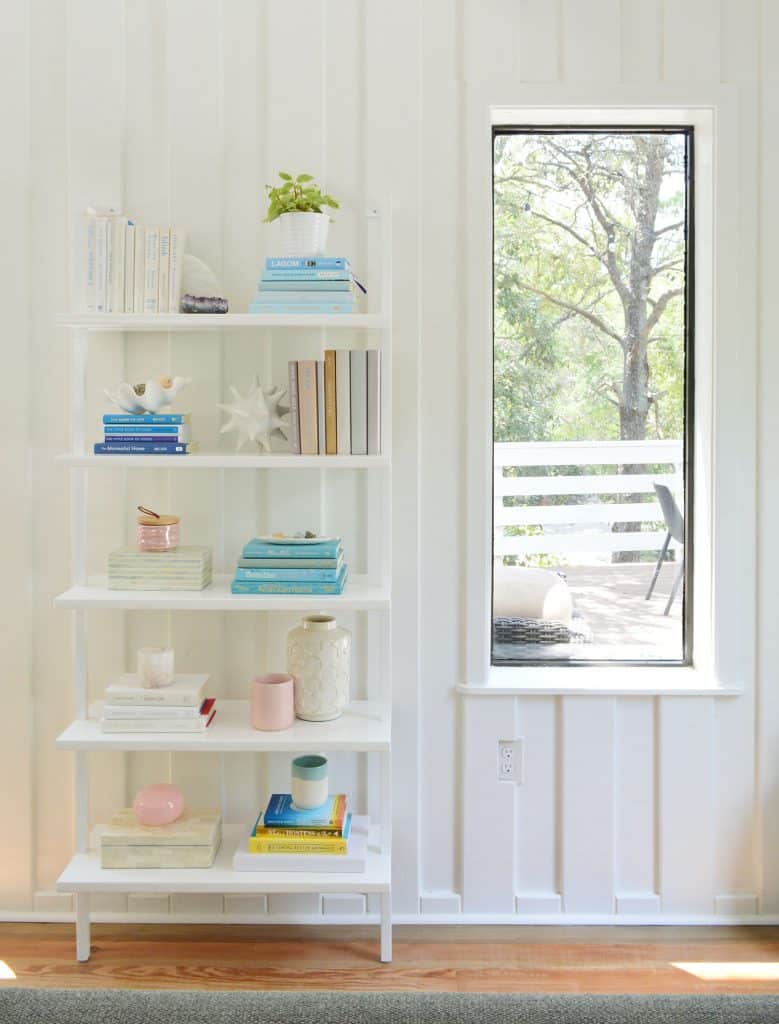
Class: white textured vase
278,212,330,256
287,614,351,722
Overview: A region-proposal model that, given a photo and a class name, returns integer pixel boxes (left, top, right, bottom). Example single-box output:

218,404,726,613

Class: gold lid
137,514,180,527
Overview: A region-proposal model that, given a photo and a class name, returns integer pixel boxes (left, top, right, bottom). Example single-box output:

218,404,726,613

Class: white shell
181,254,221,297
104,376,192,414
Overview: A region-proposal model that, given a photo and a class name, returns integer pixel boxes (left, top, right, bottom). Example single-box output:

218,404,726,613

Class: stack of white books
99,673,216,733
107,546,213,591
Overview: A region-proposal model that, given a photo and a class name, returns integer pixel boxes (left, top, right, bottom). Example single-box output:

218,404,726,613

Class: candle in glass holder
137,646,175,688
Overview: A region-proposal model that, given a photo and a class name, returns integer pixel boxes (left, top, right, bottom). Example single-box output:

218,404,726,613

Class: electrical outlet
498,740,523,783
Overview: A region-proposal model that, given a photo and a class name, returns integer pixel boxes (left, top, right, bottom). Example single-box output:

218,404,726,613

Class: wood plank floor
1,924,779,993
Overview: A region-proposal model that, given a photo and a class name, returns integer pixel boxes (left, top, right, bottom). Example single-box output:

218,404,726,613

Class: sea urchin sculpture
218,376,291,452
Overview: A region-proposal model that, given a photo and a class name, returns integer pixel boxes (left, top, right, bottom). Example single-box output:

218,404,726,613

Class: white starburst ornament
217,377,291,452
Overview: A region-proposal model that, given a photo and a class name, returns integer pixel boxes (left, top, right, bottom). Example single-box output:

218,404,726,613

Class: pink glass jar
136,514,180,552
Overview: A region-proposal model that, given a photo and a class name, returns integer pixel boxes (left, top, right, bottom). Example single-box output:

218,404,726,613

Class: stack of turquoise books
230,535,347,595
248,257,360,314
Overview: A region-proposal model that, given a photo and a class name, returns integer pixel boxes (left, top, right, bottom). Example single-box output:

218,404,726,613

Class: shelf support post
380,890,392,963
75,893,91,962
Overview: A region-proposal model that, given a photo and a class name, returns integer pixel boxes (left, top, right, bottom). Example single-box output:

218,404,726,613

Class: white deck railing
494,439,683,558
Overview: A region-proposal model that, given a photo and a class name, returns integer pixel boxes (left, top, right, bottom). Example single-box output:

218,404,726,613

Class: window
492,127,693,665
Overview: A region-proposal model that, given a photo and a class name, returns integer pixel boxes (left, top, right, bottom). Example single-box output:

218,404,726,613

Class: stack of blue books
95,413,197,455
230,536,347,595
248,257,359,315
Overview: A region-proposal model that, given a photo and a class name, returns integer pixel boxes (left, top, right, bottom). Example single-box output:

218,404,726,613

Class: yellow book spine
247,837,347,855
324,349,337,454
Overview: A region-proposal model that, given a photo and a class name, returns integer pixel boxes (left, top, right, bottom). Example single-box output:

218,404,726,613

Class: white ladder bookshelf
55,206,393,963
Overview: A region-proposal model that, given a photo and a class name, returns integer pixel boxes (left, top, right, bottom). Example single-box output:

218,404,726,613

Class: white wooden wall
1,0,776,922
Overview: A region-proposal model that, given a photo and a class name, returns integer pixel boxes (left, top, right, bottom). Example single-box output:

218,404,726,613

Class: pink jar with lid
136,513,180,552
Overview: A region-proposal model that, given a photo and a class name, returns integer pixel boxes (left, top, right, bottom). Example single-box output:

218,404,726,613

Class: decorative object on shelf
264,172,339,256
287,614,351,721
136,506,180,552
101,808,221,868
217,376,291,453
104,375,191,415
180,254,228,313
232,535,347,595
137,646,175,689
95,412,196,457
108,545,213,591
132,782,184,826
250,673,295,731
290,755,329,810
250,257,363,315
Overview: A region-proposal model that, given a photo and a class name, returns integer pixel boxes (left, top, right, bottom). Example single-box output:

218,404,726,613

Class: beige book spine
324,349,338,454
297,360,319,455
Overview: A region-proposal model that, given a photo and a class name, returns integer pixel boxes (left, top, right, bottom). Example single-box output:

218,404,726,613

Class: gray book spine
350,350,368,456
287,360,301,454
367,349,381,455
316,359,326,454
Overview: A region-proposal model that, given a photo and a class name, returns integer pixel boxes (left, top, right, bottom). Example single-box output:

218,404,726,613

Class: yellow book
324,349,337,454
247,836,347,855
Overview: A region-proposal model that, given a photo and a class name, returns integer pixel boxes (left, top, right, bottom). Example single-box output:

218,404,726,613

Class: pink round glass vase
133,783,184,826
250,673,295,731
136,514,180,552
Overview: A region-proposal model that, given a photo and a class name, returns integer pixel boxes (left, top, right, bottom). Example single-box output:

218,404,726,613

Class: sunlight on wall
673,962,779,981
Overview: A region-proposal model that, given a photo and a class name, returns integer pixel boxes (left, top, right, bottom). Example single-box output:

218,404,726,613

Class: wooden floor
1,924,779,994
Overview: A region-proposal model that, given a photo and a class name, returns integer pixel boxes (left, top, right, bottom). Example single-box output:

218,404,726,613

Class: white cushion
493,565,573,624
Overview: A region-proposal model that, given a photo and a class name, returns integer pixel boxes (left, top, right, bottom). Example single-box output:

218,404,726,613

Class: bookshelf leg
75,893,91,962
379,890,392,963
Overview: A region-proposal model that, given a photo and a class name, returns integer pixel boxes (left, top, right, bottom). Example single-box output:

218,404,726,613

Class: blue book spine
241,541,342,559
248,302,355,315
261,269,351,281
255,290,353,303
266,256,347,270
234,565,344,582
230,575,347,596
94,442,191,455
263,793,346,828
258,278,352,291
104,424,185,434
102,434,188,443
102,414,189,424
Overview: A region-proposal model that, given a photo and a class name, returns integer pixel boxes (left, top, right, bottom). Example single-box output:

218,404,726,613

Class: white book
124,223,135,313
105,672,208,707
105,216,113,312
335,349,351,454
95,216,108,312
102,702,204,720
168,229,186,313
133,225,146,313
85,215,97,312
109,216,126,314
316,359,326,455
143,225,160,313
100,708,215,733
158,228,171,314
367,349,381,455
350,350,368,455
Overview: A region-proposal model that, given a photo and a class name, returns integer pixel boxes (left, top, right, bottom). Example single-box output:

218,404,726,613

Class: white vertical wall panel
620,0,662,84
614,698,656,900
663,0,720,82
562,0,621,84
515,698,559,901
519,0,561,82
560,698,615,913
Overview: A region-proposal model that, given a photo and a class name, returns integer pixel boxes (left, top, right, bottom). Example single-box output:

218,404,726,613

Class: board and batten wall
2,0,777,922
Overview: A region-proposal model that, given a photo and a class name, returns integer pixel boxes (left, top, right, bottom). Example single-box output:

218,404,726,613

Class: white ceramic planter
278,211,330,256
287,614,351,722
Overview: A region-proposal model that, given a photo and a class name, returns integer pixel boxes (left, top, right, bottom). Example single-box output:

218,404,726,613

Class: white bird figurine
105,376,192,415
218,377,291,452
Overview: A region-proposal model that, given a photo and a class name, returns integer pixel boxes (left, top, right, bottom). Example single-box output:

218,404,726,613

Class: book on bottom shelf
100,808,221,868
233,816,370,874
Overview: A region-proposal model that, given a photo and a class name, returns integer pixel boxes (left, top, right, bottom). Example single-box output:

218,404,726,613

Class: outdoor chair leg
664,561,684,616
646,532,671,600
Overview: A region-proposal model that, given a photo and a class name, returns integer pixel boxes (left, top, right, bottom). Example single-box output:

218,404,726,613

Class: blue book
266,257,348,270
248,302,354,315
104,424,188,434
242,538,342,559
262,794,348,829
234,564,344,582
255,290,354,303
258,278,352,291
230,570,347,596
103,414,190,424
94,442,195,455
102,435,189,443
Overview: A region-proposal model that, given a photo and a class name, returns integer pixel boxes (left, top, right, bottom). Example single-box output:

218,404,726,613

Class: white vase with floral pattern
286,614,351,722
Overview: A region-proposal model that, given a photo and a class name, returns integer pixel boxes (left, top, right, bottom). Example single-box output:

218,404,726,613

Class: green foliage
263,172,340,223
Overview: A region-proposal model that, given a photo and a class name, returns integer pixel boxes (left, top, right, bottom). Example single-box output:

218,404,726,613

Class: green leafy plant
263,172,340,223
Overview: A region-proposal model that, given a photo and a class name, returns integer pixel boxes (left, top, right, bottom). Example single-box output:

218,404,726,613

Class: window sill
457,666,743,697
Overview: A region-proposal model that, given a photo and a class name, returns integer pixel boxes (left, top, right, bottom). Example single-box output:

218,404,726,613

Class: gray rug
2,990,779,1024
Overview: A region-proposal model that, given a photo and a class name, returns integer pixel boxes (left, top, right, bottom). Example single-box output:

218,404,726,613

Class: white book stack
99,673,215,734
84,207,186,315
100,808,222,868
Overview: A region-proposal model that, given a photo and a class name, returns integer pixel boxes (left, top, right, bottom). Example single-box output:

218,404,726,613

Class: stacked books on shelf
231,536,346,596
100,808,221,868
108,546,213,591
85,208,186,314
233,794,369,873
95,412,197,456
99,673,216,733
288,349,380,455
249,257,361,315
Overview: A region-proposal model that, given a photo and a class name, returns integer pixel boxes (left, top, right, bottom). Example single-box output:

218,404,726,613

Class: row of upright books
85,208,186,314
249,256,361,315
231,536,347,595
95,412,198,456
289,350,380,456
100,674,216,733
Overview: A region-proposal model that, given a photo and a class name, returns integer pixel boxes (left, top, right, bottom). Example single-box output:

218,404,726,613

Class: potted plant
263,172,339,256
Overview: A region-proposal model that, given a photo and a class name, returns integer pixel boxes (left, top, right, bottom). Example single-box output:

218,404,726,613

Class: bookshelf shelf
57,202,393,965
56,700,390,753
56,452,391,470
56,312,390,331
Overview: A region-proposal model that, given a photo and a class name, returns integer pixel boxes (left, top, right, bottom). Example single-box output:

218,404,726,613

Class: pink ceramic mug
250,673,294,731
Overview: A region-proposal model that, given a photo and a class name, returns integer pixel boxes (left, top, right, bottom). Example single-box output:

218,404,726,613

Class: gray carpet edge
2,989,779,1024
